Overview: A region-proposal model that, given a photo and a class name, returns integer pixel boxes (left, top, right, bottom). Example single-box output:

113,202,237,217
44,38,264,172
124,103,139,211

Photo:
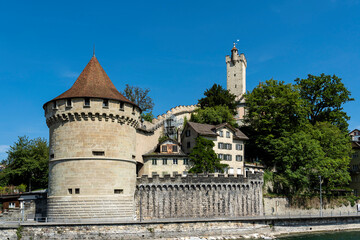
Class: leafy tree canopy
141,111,154,122
122,84,154,113
295,74,353,132
198,84,238,115
190,105,238,127
189,136,228,174
1,136,49,191
243,75,352,195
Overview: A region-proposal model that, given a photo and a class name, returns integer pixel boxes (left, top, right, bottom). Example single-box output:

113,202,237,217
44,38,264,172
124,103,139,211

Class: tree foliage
189,137,228,174
190,105,237,127
1,136,49,191
122,84,154,113
141,111,154,122
198,84,238,115
243,75,352,195
295,74,353,132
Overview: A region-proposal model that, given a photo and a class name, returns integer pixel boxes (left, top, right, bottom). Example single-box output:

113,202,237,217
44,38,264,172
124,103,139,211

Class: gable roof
44,56,135,108
143,139,187,157
186,122,248,140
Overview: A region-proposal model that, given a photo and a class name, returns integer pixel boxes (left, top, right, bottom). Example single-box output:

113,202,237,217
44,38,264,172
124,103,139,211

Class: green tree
189,136,228,174
198,84,238,115
243,79,308,167
1,136,49,191
141,111,154,122
243,77,352,195
122,84,154,112
295,74,353,132
190,105,237,127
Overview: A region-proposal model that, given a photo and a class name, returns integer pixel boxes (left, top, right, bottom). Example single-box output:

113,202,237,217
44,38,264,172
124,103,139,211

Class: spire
232,42,237,51
45,56,135,106
93,44,95,57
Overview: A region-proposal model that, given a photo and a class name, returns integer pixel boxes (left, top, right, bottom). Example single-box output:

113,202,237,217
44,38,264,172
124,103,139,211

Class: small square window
114,189,123,194
75,188,80,194
68,188,73,194
84,98,90,107
161,145,168,152
103,99,109,108
50,154,54,159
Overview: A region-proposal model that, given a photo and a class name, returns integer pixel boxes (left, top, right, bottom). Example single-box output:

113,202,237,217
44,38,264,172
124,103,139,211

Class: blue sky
1,0,360,160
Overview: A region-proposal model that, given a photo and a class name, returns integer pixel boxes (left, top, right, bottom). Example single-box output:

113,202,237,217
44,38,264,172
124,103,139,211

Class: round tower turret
44,56,141,222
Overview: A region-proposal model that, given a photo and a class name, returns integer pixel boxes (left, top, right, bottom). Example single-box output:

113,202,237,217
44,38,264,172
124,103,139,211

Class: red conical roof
45,56,134,106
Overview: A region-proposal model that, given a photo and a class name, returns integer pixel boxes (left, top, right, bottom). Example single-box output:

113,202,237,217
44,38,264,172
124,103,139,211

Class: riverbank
1,215,360,239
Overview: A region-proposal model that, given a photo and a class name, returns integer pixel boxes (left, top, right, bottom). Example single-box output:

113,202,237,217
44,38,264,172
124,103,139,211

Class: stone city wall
135,172,263,220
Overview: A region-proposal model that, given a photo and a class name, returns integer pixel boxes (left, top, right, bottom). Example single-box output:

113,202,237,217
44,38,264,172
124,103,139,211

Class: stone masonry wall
135,172,263,220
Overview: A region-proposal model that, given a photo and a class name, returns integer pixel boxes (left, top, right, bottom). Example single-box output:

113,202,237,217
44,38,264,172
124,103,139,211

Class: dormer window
172,145,178,152
84,98,90,107
161,145,167,152
103,99,109,108
66,99,72,107
120,102,124,111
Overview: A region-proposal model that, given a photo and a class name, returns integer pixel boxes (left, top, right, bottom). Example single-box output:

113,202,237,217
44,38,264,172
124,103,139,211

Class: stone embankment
1,215,360,239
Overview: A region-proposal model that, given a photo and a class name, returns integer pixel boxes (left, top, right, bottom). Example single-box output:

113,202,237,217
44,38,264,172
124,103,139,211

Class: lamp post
319,175,322,217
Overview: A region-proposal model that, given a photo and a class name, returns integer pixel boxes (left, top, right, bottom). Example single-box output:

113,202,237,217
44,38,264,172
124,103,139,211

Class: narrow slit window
84,98,90,107
53,101,57,109
120,102,124,110
93,151,105,156
114,189,123,194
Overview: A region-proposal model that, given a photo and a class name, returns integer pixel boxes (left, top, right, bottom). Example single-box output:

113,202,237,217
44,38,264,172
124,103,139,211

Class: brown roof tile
187,122,248,140
44,56,134,107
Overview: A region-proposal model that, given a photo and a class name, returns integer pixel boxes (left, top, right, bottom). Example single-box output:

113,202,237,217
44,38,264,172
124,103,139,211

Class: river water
278,230,360,239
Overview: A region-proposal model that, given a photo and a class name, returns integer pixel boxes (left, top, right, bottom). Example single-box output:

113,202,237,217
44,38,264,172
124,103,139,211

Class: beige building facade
181,122,248,175
142,139,190,176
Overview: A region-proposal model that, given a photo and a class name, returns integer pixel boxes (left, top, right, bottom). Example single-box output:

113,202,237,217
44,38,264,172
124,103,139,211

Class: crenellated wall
135,173,263,220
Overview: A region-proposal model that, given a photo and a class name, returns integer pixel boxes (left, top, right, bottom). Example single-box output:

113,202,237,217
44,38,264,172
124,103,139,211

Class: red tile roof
44,56,134,107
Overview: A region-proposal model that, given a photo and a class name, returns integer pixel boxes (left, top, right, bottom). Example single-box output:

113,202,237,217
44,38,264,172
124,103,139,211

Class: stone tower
225,43,247,123
43,56,141,222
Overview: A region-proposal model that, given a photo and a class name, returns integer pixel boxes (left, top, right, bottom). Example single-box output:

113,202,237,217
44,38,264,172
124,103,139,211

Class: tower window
235,84,237,88
234,74,236,76
93,151,105,156
114,189,123,194
52,101,57,109
68,188,72,194
50,154,54,159
103,99,109,108
75,188,80,194
132,106,135,114
84,98,90,107
66,99,72,107
120,102,124,111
